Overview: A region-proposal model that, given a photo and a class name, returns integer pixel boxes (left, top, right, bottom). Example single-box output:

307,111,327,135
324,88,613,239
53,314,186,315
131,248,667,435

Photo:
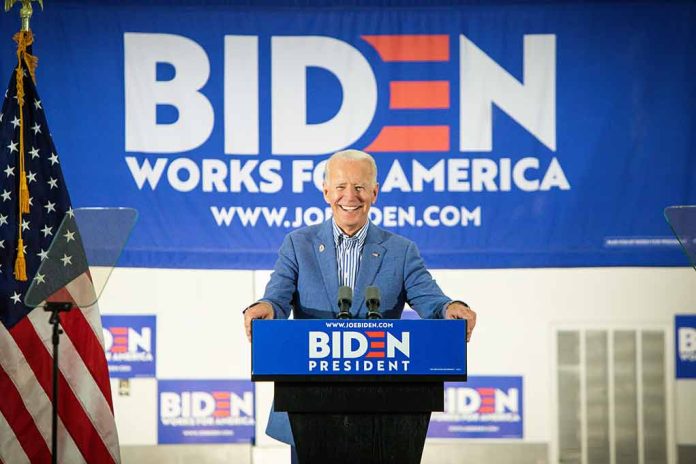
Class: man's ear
372,183,379,204
323,182,331,204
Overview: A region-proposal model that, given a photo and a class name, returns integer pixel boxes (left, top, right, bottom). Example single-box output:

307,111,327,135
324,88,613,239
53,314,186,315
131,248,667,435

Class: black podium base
289,411,431,464
276,381,442,464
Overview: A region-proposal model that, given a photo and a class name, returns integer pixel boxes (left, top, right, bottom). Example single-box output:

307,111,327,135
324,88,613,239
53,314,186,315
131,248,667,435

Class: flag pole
4,5,67,464
4,1,44,31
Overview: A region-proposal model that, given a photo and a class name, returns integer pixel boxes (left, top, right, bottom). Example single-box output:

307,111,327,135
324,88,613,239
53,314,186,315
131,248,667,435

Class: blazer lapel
353,225,386,316
314,221,339,314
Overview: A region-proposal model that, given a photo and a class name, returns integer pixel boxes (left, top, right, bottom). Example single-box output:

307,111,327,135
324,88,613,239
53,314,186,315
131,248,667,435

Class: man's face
323,158,379,236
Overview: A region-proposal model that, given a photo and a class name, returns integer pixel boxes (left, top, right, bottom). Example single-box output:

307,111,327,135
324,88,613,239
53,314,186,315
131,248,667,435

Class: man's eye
355,186,364,191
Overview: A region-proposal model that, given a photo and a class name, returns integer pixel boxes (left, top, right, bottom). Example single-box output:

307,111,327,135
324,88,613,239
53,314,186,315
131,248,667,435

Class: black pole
44,302,73,464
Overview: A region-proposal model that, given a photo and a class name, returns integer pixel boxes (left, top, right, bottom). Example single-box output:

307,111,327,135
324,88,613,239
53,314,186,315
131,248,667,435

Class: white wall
99,266,696,460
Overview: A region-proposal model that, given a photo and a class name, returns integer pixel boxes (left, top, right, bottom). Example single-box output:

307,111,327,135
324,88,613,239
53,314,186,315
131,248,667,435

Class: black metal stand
44,302,73,464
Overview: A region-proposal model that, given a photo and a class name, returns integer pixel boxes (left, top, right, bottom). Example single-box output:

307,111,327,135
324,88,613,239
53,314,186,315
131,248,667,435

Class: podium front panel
251,319,466,381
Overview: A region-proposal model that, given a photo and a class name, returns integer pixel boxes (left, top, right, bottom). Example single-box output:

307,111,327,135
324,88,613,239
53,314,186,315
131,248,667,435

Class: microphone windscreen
338,286,353,304
365,286,380,303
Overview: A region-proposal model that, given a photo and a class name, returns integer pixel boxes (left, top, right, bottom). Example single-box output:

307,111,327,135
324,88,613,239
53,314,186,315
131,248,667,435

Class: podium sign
252,319,466,381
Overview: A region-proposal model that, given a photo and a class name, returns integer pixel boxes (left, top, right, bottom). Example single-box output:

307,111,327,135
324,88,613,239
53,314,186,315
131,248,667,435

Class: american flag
0,32,120,463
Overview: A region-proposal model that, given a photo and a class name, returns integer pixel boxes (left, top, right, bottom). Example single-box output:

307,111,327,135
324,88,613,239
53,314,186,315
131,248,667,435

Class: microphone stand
44,301,73,464
338,299,352,319
366,286,382,319
338,286,353,319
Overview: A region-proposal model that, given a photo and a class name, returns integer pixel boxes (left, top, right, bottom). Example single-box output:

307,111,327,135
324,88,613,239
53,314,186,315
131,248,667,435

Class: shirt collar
332,219,369,247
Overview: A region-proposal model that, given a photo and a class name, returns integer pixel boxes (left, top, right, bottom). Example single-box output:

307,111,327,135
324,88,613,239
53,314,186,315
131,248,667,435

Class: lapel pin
319,244,325,252
372,252,380,257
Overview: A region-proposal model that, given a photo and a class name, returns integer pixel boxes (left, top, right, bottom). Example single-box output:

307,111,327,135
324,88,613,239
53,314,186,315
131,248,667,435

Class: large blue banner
1,1,693,269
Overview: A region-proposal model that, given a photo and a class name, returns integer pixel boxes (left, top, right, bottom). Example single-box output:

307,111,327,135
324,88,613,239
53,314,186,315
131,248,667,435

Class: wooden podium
252,319,467,464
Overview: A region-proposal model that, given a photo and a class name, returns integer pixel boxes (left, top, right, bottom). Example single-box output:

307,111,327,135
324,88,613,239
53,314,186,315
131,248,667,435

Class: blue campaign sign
429,376,523,439
158,379,255,444
676,315,696,379
0,1,692,270
251,319,466,379
102,315,156,378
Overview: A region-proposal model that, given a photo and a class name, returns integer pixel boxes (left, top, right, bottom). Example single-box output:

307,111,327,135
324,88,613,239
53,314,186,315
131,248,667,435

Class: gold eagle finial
4,0,44,31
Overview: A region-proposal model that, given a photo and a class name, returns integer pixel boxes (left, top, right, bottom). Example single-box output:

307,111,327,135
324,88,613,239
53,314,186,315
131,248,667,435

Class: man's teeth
340,205,360,211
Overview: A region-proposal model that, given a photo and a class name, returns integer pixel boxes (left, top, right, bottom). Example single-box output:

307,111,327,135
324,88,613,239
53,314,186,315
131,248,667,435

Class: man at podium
243,149,476,448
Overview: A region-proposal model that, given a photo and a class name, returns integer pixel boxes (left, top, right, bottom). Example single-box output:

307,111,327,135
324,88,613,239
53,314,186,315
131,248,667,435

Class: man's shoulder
369,224,415,249
286,223,324,242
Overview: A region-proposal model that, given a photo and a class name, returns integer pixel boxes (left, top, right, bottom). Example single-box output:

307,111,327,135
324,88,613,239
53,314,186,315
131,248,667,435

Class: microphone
337,286,353,319
366,286,382,319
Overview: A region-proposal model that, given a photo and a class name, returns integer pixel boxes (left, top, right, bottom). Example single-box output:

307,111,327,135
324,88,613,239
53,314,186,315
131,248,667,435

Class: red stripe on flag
10,319,116,463
365,126,450,152
365,331,384,338
370,341,385,348
389,81,450,109
0,368,51,463
59,307,114,411
366,352,385,358
361,35,449,62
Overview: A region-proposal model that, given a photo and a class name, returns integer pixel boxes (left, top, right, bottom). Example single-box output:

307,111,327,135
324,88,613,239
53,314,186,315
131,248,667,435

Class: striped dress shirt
332,219,369,290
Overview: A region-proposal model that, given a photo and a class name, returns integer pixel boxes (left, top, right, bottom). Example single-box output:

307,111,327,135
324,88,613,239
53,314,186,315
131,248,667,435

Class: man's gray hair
324,149,378,185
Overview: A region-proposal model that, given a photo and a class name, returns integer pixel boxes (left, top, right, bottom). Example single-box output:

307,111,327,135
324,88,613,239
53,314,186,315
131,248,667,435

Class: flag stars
0,239,4,248
10,292,22,304
31,122,41,135
61,254,72,266
34,99,42,110
0,213,7,226
4,165,15,177
27,171,37,183
34,272,46,284
7,140,17,153
41,224,53,237
47,177,58,189
66,207,74,218
64,230,75,242
21,219,30,231
29,146,39,159
44,201,56,213
37,248,49,261
1,190,10,201
48,153,59,165
10,116,20,128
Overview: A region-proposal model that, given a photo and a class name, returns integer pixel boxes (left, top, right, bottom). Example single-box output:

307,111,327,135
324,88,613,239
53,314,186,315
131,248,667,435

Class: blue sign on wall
102,315,156,378
429,376,523,439
0,1,693,270
676,315,696,379
252,319,466,378
158,379,255,444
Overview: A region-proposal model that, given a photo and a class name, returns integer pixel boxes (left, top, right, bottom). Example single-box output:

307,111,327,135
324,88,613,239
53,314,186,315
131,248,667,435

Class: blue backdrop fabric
0,1,692,269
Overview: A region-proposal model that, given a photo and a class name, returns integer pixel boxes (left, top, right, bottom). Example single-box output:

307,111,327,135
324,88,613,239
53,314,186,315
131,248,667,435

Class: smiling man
243,149,476,449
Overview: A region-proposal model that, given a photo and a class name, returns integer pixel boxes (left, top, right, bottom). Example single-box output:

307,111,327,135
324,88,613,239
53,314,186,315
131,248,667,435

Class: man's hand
244,302,274,342
445,302,476,342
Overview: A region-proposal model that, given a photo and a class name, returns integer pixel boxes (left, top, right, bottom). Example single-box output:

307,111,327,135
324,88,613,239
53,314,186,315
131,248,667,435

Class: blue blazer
262,220,451,444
